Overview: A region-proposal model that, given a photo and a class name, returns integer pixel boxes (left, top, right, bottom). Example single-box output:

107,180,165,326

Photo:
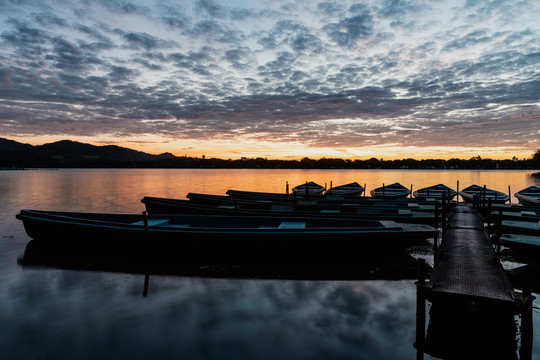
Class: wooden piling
415,258,427,360
508,185,511,204
142,211,149,232
520,288,535,360
286,181,289,194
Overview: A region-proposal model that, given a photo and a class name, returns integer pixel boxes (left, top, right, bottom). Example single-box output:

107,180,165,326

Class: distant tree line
1,137,539,170
2,151,540,170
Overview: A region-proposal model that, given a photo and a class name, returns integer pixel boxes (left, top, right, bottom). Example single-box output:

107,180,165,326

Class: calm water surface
1,169,540,359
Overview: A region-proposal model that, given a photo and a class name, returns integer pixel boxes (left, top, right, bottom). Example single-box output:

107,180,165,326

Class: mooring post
508,185,511,204
415,258,427,360
141,211,150,297
382,183,385,197
363,183,366,197
482,185,487,211
286,181,289,194
520,288,534,360
456,180,460,202
434,200,439,228
442,192,447,218
496,208,503,256
410,184,413,198
487,199,492,235
142,211,149,233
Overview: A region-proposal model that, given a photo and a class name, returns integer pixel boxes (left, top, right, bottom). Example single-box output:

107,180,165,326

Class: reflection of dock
415,203,533,359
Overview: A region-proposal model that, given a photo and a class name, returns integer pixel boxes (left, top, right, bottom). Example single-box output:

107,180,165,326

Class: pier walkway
427,203,519,307
414,203,532,359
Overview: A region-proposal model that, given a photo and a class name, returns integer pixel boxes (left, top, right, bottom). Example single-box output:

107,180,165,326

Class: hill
0,138,175,168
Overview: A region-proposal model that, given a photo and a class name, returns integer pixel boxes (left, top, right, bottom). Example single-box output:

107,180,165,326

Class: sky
0,0,539,160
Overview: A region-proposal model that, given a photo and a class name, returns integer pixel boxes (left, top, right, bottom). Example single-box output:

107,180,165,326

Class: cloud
323,13,374,47
0,0,538,156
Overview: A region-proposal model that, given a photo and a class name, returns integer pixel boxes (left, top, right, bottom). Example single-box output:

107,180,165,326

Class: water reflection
20,239,424,281
4,169,540,359
6,262,421,360
417,296,520,359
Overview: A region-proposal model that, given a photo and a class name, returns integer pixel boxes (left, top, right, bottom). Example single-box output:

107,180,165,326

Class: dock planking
427,203,519,307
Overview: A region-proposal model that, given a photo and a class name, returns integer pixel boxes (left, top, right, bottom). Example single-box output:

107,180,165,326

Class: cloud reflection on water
2,269,418,359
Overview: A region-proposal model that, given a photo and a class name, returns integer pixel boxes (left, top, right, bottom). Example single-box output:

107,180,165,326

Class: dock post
363,183,366,197
286,181,289,194
483,185,487,210
434,200,439,228
442,193,447,218
382,183,385,197
495,209,502,256
410,184,413,198
487,199,492,235
456,180,460,202
508,186,511,204
142,211,149,233
141,211,150,297
415,258,427,360
520,288,534,360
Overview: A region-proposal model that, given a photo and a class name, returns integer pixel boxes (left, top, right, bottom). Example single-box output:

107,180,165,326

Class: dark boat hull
142,196,437,224
459,185,509,204
514,186,540,206
17,210,438,265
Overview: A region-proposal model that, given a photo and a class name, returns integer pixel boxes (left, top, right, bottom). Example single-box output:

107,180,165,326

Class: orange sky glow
14,134,536,161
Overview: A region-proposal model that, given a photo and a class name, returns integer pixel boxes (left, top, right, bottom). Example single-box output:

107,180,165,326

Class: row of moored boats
16,182,540,265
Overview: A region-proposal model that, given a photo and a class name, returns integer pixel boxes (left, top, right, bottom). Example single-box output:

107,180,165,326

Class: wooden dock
428,203,519,307
415,203,533,359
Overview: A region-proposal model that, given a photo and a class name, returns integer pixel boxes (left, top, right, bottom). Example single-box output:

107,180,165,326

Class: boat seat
131,219,170,226
167,224,191,228
278,221,306,229
297,200,317,205
521,211,537,216
259,226,276,229
320,210,341,214
398,209,412,215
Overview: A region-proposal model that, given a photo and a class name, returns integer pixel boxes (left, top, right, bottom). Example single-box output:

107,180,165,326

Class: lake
1,168,539,359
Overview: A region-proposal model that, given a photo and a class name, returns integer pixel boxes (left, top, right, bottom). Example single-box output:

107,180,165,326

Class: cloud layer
1,0,539,157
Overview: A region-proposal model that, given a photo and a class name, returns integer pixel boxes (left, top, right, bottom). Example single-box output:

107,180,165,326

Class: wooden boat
324,182,364,196
459,185,509,204
491,209,540,222
142,196,437,224
502,220,540,236
370,183,411,199
16,210,438,263
291,181,325,195
514,186,540,206
413,184,456,200
500,233,540,256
